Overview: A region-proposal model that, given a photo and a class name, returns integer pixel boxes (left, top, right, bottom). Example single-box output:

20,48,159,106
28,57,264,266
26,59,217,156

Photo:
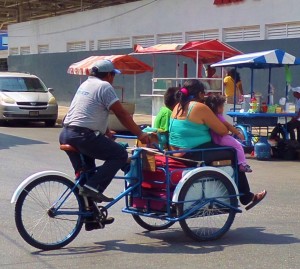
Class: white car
0,72,58,126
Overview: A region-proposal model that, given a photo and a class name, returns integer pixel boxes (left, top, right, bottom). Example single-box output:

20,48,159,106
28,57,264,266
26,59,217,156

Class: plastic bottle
250,96,257,112
261,102,268,113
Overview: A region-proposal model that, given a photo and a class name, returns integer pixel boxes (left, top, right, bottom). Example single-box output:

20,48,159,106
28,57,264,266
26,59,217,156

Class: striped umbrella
67,54,153,75
212,49,300,106
211,49,300,68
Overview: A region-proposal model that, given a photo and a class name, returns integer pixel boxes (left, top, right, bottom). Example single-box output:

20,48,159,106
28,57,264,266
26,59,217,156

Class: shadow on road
32,226,300,256
0,133,47,150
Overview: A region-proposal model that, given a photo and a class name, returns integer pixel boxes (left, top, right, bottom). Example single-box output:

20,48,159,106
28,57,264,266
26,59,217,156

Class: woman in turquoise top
169,80,227,151
169,79,267,211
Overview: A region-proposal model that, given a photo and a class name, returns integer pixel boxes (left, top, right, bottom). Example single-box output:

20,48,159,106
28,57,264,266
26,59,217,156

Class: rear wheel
177,171,238,241
132,215,175,231
15,175,85,250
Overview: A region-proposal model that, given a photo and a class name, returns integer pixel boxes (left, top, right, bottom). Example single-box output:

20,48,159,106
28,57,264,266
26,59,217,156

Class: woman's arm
223,121,244,140
193,104,228,136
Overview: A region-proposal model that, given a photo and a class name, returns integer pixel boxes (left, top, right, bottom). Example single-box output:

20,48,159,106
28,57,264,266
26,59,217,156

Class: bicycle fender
172,166,239,203
11,170,74,204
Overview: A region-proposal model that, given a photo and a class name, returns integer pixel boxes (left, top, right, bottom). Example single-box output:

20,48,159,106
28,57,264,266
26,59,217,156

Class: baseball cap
291,87,300,93
92,60,121,74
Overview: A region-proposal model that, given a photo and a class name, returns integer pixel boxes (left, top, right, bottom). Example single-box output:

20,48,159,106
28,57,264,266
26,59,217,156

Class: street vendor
287,87,300,142
224,68,244,104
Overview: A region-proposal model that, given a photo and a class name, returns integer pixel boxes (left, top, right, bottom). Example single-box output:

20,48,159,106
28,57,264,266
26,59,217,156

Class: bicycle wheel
177,171,238,241
132,215,175,231
15,175,85,250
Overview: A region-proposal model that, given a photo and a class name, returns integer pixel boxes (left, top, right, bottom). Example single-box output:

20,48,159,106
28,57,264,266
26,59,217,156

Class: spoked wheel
132,215,175,231
15,175,85,250
177,171,238,241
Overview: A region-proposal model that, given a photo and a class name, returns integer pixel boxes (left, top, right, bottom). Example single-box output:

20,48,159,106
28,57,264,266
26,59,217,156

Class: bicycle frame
11,144,242,222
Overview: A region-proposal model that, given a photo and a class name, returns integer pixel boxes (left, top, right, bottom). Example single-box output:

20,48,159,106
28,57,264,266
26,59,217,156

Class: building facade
7,0,300,113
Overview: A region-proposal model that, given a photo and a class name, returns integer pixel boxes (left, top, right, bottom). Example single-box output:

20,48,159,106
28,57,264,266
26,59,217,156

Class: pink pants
214,135,246,165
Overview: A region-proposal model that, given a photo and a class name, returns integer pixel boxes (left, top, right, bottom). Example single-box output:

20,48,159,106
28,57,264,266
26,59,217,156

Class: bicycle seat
60,144,79,153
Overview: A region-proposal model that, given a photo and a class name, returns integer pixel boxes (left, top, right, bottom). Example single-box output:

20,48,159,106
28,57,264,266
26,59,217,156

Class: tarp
211,49,300,68
133,39,242,64
67,54,153,75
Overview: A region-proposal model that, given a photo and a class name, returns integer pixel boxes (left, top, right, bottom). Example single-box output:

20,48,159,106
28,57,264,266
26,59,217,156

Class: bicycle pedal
85,221,104,231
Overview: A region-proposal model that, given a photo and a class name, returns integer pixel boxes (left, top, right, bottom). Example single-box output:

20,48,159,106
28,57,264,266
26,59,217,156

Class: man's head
205,65,216,78
292,87,300,99
90,60,121,83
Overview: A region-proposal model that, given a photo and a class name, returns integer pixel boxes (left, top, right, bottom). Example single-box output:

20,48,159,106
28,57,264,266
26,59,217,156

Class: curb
56,106,152,127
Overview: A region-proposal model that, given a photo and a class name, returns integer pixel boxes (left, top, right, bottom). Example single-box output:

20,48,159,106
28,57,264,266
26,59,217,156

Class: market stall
67,54,153,130
212,49,300,141
133,39,242,124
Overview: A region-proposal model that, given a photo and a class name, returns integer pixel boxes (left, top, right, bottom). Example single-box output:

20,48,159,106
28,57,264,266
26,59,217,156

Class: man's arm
109,100,149,143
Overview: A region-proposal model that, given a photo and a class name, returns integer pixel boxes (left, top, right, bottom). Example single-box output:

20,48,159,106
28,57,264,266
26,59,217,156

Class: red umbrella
67,54,153,75
133,39,242,64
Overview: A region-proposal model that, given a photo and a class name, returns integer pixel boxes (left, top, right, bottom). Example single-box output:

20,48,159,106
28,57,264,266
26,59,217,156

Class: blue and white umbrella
212,49,300,107
211,49,300,68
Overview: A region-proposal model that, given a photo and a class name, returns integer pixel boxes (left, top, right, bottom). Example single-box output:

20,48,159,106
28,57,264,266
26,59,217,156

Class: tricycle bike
11,136,242,250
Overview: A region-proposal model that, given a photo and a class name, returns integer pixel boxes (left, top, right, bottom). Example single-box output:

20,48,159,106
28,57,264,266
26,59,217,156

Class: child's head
205,94,226,114
205,65,216,78
164,87,179,110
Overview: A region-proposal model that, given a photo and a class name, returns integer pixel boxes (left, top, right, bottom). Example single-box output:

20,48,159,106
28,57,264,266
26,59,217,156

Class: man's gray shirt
64,76,119,133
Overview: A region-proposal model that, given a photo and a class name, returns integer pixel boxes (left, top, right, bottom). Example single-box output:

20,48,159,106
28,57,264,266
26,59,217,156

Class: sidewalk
57,106,152,126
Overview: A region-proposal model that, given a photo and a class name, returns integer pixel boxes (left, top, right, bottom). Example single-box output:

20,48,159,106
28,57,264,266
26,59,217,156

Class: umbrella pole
233,67,237,112
134,72,136,103
251,68,254,96
176,55,179,86
196,51,199,77
268,67,271,104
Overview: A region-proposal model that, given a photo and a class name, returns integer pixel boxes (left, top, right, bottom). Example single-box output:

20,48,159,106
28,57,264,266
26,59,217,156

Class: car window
0,77,47,92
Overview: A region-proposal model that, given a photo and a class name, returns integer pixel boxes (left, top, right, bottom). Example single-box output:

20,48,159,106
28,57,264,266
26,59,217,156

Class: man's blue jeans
59,126,128,192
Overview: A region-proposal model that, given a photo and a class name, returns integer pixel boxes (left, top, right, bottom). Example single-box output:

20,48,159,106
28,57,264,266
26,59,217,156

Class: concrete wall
8,0,300,52
7,0,300,113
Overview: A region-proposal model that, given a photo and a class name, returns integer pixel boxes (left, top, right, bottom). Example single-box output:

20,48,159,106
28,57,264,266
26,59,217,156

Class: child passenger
154,87,179,131
205,94,252,173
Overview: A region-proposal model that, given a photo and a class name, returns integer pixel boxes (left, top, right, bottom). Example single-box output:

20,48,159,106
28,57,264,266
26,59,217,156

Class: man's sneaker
79,184,114,202
85,217,115,231
239,164,252,173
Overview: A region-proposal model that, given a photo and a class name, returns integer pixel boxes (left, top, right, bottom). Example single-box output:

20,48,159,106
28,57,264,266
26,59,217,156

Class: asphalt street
0,123,299,269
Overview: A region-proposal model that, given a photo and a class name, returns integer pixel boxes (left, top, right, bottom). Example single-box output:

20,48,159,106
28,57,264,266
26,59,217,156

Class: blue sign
0,32,8,50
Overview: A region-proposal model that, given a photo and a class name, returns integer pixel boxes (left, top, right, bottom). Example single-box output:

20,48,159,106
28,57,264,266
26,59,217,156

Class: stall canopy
67,54,153,75
211,49,300,68
133,39,243,64
212,49,300,106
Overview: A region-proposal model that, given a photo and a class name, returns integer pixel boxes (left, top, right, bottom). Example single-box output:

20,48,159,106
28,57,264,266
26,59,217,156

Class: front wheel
15,175,85,250
132,215,175,231
177,171,238,241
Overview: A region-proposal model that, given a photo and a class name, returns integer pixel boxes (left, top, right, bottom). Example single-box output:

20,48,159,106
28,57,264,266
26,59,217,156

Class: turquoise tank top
169,102,211,148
